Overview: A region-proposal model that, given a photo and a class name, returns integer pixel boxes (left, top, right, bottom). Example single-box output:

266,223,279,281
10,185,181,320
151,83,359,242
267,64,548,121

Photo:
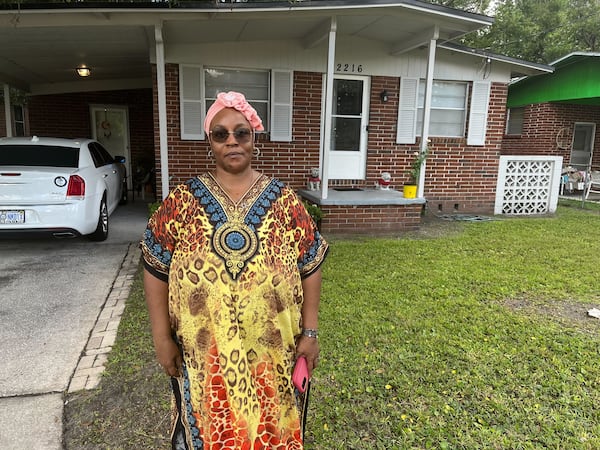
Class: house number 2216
336,63,363,73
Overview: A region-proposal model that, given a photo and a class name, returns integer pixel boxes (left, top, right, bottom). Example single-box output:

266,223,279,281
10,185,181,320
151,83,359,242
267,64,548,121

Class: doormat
333,187,364,191
437,214,494,222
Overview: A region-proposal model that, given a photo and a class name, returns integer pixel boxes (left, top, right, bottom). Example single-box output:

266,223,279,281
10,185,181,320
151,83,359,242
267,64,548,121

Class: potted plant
404,145,429,199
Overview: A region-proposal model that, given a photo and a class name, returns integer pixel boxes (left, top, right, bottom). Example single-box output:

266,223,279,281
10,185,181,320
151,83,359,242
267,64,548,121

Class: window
417,80,467,137
179,65,293,141
89,142,115,167
204,67,270,131
0,145,79,168
13,104,25,136
398,79,489,145
506,107,524,135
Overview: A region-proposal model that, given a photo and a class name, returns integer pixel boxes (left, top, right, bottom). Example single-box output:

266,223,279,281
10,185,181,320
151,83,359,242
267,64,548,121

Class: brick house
0,1,552,233
503,53,600,180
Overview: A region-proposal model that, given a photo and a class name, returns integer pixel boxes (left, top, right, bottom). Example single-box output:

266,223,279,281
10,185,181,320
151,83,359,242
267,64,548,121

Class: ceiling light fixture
76,66,91,77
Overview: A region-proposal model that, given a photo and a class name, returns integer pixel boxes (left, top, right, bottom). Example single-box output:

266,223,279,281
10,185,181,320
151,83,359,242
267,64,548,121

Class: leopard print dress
141,173,328,450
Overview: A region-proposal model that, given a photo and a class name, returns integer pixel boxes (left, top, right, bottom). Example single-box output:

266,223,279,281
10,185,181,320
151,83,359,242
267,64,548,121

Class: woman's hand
296,335,320,378
299,269,323,378
154,335,182,377
143,269,182,377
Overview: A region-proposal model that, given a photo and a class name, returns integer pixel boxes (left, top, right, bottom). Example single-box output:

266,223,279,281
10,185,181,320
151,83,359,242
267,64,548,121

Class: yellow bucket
403,185,417,199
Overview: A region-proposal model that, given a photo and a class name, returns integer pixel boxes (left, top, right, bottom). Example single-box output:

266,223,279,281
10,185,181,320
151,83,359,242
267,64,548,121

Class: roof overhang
550,51,600,68
0,0,493,93
508,52,600,108
438,41,554,78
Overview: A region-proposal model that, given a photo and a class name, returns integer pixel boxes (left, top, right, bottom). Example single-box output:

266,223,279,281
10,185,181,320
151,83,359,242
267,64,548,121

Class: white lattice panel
495,156,563,215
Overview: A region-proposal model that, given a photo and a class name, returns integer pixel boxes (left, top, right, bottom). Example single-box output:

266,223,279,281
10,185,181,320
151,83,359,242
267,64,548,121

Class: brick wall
319,203,423,234
27,89,154,167
501,102,600,169
153,64,322,192
154,66,508,231
363,78,505,214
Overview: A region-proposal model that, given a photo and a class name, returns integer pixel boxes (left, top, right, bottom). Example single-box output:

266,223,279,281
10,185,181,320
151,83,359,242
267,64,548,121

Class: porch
298,188,426,234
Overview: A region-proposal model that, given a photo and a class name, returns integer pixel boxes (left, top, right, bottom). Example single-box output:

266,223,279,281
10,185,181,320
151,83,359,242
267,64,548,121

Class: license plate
0,210,25,224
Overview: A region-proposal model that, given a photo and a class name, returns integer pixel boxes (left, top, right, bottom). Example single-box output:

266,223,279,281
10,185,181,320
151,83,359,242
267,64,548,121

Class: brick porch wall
501,103,600,170
319,203,423,234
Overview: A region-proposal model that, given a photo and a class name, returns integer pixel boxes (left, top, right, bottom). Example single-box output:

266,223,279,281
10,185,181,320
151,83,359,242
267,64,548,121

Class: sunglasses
209,127,253,144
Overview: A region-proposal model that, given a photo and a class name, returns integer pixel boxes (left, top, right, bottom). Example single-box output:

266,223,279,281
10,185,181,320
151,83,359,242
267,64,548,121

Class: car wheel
89,196,109,241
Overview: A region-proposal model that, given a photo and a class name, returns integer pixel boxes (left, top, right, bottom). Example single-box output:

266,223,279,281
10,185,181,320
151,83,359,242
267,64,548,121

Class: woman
141,91,328,450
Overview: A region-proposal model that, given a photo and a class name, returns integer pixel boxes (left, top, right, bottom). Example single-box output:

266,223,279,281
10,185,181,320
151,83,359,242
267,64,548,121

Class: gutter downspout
3,84,12,137
155,23,169,200
320,16,337,201
418,26,438,197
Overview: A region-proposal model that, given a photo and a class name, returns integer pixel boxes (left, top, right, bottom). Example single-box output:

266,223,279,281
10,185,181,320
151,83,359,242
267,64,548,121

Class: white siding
166,39,511,82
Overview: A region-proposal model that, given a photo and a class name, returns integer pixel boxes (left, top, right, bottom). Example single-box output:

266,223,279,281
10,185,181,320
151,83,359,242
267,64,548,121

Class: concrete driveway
0,200,151,450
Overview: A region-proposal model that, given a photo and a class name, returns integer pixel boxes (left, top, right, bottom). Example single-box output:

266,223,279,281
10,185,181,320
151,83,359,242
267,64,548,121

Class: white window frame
397,78,490,145
179,65,293,142
417,80,468,138
204,66,271,131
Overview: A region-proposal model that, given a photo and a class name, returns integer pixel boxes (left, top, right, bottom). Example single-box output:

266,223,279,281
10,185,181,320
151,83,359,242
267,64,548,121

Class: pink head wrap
204,91,264,134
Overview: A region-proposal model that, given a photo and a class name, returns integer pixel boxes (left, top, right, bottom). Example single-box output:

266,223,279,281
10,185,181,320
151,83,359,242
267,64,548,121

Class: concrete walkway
67,244,141,392
0,200,151,450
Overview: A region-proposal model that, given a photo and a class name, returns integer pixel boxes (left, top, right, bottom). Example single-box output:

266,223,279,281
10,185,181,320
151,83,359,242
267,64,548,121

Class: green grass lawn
64,203,600,449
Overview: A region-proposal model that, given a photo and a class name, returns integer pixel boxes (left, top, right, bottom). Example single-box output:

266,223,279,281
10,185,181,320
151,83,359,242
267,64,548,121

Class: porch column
320,16,337,200
3,84,12,138
154,23,169,200
418,27,438,197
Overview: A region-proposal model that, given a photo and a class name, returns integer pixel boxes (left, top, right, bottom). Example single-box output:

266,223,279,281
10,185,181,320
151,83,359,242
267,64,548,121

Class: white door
90,105,132,189
328,76,370,180
570,122,596,170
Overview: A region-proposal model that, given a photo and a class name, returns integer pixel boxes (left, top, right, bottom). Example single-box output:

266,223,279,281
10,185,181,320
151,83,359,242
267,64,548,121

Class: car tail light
66,175,85,198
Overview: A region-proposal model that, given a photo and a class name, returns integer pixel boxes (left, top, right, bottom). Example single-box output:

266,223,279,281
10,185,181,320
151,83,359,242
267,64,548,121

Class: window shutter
179,65,204,140
396,77,418,144
270,70,293,142
467,81,491,146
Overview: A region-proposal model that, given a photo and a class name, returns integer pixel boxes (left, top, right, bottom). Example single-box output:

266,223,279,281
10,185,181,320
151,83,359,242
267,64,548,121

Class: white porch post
418,27,438,197
3,84,12,138
320,16,337,200
155,23,169,200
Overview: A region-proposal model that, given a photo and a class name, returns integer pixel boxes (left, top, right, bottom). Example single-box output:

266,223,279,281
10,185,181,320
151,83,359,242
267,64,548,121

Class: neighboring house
0,1,552,233
503,53,600,181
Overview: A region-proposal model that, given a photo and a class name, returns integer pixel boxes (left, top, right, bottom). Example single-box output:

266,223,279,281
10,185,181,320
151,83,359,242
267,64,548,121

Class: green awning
508,54,600,108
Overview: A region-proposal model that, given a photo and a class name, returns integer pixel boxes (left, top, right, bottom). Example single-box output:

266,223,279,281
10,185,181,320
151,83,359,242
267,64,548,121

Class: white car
0,136,127,241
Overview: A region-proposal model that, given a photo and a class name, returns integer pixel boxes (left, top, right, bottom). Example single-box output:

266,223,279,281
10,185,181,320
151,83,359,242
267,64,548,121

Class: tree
430,0,492,14
458,0,600,64
562,0,600,52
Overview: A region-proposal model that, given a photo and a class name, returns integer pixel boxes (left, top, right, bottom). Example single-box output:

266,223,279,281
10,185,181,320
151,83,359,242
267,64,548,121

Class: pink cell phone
292,356,309,393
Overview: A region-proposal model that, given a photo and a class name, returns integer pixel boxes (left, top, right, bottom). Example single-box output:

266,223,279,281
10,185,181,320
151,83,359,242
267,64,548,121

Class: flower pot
403,184,417,199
